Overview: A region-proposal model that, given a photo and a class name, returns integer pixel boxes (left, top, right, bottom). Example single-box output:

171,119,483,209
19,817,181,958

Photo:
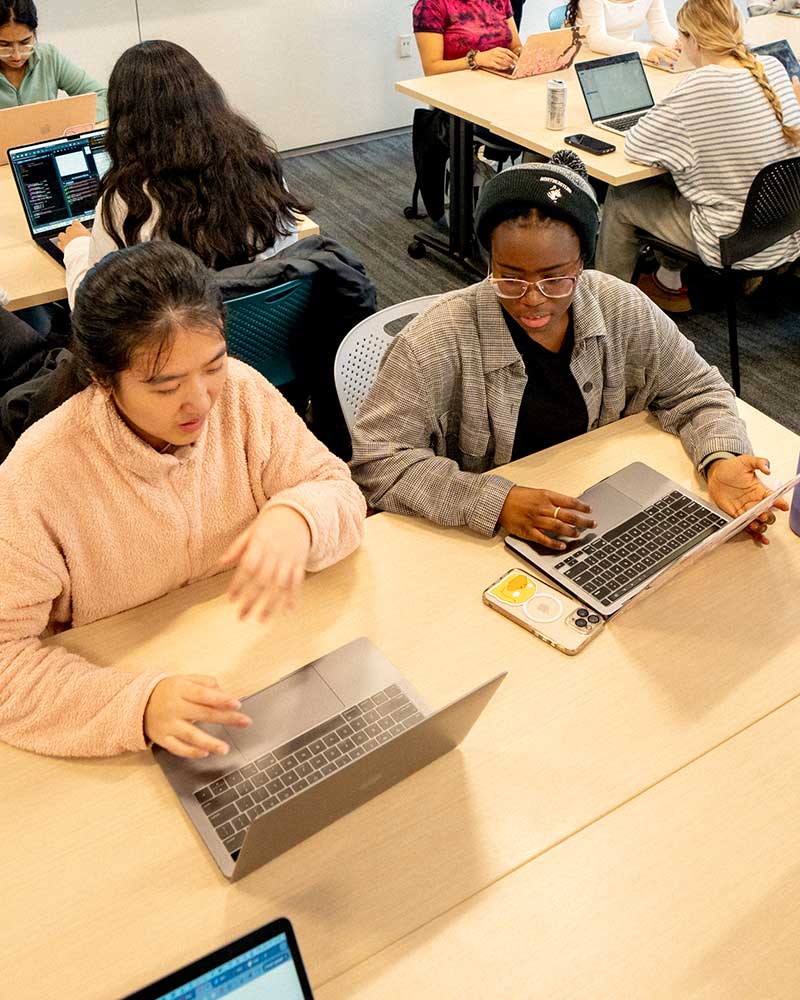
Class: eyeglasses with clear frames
487,263,583,300
0,41,36,60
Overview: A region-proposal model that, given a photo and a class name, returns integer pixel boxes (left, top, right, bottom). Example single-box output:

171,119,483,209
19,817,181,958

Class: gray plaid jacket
351,271,751,536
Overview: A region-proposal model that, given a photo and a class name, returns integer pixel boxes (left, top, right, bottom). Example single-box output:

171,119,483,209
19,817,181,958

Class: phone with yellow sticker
483,568,604,655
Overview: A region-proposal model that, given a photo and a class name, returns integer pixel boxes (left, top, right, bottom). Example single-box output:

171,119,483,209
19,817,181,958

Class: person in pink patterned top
413,0,522,75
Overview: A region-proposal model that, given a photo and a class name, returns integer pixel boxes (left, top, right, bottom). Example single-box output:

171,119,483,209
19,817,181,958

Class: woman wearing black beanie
350,154,782,549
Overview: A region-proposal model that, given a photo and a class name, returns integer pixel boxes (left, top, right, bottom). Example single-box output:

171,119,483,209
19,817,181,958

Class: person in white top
594,0,800,308
565,0,680,68
57,40,308,308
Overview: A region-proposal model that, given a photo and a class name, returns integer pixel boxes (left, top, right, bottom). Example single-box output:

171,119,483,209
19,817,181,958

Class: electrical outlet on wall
398,34,413,58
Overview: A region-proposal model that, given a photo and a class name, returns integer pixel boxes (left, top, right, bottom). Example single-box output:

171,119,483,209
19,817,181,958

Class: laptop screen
576,53,654,121
752,40,800,80
8,129,109,236
145,930,309,1000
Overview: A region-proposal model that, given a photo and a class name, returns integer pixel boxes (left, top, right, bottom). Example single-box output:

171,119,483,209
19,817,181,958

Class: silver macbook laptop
0,92,96,165
575,52,655,136
155,637,505,881
506,462,800,618
122,916,315,999
7,127,109,265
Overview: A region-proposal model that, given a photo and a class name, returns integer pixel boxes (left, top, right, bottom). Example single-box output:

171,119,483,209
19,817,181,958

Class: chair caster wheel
403,206,418,220
408,240,427,259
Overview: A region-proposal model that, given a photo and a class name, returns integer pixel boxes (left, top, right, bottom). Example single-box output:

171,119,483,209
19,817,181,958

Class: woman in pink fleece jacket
0,242,366,760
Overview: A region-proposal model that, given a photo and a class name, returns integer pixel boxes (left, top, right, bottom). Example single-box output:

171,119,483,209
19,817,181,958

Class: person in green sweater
0,0,106,118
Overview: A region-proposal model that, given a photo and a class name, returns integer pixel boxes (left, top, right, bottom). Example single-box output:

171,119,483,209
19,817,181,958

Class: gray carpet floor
284,132,799,434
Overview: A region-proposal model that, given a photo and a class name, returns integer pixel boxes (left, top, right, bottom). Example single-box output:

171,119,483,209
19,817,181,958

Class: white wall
35,0,139,92
35,0,425,151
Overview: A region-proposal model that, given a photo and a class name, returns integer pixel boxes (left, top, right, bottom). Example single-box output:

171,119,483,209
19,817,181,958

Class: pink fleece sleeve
252,381,366,571
0,538,165,757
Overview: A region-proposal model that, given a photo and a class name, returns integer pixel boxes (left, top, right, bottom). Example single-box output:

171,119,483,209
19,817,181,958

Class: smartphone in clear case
483,568,605,655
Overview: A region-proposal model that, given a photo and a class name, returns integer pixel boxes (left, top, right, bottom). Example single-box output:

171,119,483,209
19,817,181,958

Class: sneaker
636,271,692,314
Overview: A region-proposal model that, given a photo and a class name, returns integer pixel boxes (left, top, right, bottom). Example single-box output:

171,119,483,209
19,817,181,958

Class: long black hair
0,0,38,29
565,1,580,26
71,242,225,386
99,40,311,270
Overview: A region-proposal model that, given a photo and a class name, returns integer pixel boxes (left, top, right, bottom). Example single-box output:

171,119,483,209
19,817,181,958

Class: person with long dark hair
0,0,106,115
58,40,309,305
0,241,365,759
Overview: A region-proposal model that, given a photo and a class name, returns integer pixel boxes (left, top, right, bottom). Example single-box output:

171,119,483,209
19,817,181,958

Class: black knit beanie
474,150,600,259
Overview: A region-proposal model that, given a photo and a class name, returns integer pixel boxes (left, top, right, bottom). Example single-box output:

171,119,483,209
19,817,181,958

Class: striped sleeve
624,87,695,172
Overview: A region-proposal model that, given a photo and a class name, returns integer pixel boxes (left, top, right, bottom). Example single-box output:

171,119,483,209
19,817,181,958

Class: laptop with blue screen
122,916,314,999
7,127,109,265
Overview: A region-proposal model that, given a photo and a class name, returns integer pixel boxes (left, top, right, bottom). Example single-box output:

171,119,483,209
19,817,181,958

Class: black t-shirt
503,308,588,462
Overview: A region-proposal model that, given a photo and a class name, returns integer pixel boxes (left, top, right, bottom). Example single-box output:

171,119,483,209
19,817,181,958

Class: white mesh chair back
334,295,442,434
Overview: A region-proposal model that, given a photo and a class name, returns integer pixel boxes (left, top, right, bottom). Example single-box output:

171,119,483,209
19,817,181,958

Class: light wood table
319,691,800,999
0,161,319,311
2,403,799,998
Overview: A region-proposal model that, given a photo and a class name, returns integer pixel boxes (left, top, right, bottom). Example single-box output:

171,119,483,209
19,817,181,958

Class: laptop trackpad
228,667,343,759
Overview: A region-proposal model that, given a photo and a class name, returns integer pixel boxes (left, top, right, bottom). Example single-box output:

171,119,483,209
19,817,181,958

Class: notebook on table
0,92,96,165
575,51,656,135
7,127,109,265
481,27,583,79
155,637,505,881
506,461,800,619
121,916,315,999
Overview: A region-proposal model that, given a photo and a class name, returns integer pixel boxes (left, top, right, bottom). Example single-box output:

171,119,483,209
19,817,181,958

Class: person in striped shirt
595,0,800,309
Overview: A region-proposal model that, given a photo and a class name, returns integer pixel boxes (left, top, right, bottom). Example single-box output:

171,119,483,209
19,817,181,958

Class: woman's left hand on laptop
56,219,91,251
706,455,789,545
220,505,312,621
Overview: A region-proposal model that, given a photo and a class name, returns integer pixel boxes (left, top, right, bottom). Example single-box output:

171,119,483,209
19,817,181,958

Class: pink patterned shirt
413,0,514,61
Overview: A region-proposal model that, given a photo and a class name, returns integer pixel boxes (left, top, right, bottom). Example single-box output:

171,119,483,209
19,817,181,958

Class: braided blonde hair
677,0,800,144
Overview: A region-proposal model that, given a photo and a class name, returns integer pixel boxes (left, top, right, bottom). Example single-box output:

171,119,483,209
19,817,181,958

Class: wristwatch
466,49,479,70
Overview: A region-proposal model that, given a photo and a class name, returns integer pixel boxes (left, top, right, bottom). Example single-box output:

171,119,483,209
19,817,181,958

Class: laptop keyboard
193,684,424,858
553,491,727,608
603,111,649,132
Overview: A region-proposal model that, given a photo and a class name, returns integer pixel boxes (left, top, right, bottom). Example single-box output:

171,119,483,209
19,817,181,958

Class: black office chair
631,155,800,397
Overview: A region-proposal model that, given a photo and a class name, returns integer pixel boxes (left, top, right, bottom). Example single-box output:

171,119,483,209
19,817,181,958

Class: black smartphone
564,133,616,156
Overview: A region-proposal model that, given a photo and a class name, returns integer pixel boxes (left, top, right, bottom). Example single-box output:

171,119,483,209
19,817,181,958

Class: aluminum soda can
546,78,567,130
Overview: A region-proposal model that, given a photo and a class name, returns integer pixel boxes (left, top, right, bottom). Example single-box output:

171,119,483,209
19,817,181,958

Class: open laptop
7,127,108,265
0,93,96,165
155,637,505,881
122,916,315,999
752,39,800,80
481,27,583,79
575,52,655,135
506,461,800,619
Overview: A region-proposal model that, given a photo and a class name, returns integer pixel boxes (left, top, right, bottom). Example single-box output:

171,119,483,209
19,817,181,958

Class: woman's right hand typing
144,675,252,758
476,47,518,72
